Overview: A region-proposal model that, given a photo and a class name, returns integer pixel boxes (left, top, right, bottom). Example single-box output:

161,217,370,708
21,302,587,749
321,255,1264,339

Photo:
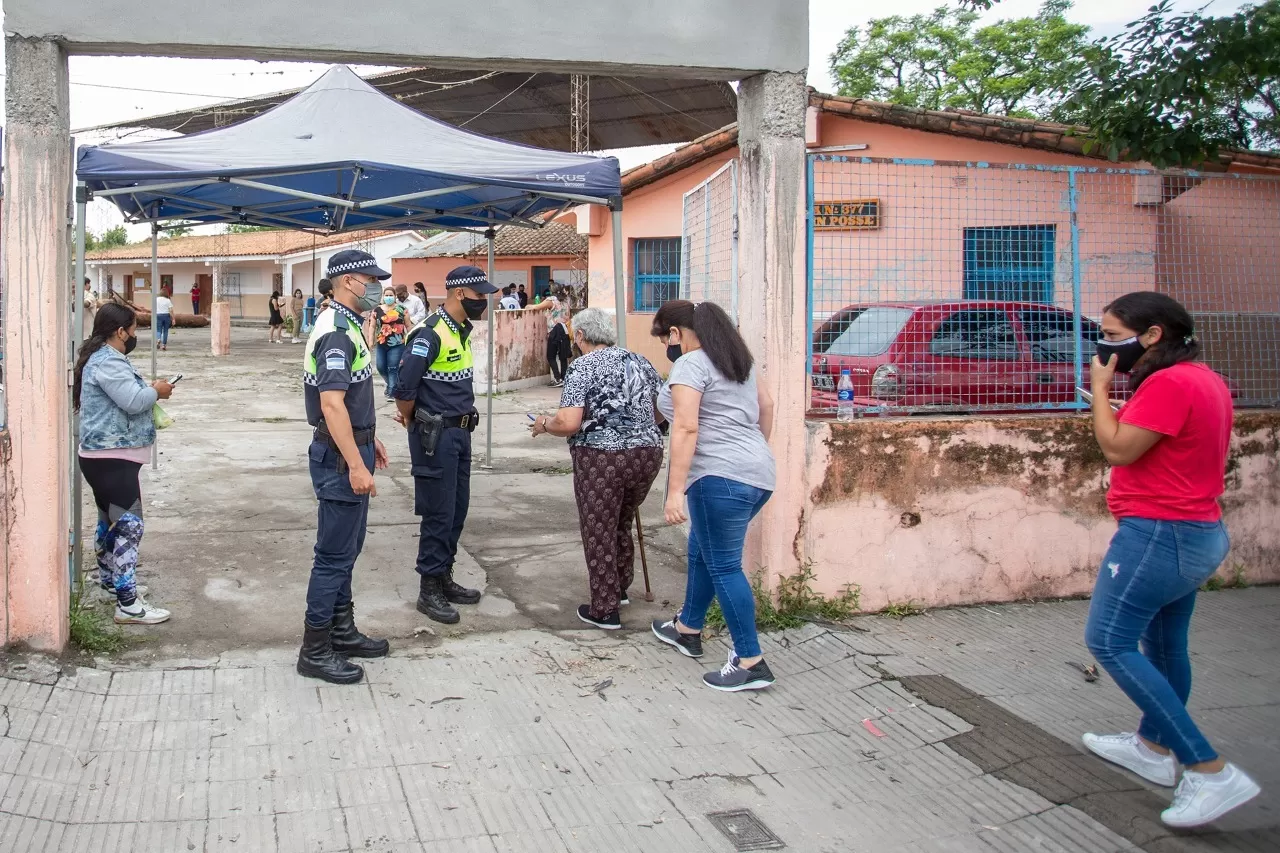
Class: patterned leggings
79,456,145,606
570,445,664,619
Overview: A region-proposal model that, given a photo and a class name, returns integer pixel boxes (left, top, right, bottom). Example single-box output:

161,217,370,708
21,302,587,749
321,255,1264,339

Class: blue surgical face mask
383,295,395,305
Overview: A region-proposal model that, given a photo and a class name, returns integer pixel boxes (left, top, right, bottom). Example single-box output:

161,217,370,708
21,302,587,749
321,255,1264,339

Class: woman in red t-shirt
1083,292,1259,828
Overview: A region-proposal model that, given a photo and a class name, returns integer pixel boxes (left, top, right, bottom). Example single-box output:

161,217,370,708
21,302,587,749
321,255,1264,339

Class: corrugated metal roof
87,68,738,152
393,222,584,259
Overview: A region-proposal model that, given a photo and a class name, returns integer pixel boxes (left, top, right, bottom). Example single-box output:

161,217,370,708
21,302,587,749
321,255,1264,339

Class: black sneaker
620,590,630,606
651,617,703,658
577,605,621,630
703,651,775,692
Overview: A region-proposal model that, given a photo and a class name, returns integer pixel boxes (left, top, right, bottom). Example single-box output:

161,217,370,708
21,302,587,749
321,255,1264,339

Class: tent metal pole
611,203,627,349
150,224,160,470
485,228,496,465
72,181,88,589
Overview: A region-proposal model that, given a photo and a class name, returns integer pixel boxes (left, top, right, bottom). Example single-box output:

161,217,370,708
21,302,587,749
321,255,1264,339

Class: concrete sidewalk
3,589,1276,852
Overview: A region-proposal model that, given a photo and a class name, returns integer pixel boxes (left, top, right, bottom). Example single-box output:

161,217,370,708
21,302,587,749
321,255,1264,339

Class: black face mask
462,297,488,321
123,333,138,355
666,344,683,364
1096,336,1146,373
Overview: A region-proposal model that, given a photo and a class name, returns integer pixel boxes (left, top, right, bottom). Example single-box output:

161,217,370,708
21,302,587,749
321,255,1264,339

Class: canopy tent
77,64,621,232
71,64,627,585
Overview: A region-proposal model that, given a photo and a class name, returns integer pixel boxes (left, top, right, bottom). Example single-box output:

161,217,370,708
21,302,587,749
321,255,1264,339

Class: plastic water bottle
836,369,855,422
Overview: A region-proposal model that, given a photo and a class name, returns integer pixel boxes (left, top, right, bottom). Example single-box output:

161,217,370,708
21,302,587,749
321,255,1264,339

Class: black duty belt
314,422,376,446
443,412,479,431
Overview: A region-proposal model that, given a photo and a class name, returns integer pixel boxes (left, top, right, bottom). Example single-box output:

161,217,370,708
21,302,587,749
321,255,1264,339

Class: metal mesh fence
681,161,738,320
807,155,1280,416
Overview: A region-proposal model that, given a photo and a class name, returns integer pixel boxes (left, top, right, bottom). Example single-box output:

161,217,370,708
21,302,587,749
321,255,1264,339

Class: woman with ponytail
1082,291,1260,827
649,300,777,691
75,303,176,625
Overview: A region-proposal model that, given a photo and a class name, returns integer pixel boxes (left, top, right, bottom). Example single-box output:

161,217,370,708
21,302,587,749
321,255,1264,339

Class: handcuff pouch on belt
314,422,375,475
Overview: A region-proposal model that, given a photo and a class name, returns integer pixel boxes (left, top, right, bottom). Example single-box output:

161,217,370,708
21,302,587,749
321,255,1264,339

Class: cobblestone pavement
2,588,1275,852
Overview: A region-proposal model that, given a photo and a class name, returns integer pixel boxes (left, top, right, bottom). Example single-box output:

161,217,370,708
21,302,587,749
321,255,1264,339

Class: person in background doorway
517,284,529,309
531,285,572,387
529,308,664,630
374,286,408,401
190,281,202,316
1081,291,1260,828
412,282,430,314
154,286,174,352
394,265,495,625
399,283,428,327
74,303,176,626
268,290,287,343
290,288,306,344
499,286,521,311
650,299,777,692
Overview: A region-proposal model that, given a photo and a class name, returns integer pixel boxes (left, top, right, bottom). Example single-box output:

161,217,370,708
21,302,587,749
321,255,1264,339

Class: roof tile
86,228,401,261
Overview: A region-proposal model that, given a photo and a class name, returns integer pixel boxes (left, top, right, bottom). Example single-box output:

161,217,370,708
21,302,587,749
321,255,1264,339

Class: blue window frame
633,238,681,312
963,225,1056,303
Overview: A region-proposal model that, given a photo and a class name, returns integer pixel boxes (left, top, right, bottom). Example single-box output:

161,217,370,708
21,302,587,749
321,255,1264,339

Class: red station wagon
810,300,1112,413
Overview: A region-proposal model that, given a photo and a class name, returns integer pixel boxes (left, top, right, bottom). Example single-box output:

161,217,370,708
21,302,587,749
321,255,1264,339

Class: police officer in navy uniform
394,265,497,624
299,250,392,684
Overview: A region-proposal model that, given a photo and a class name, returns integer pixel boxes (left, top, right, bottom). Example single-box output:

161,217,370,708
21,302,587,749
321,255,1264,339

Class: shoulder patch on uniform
324,347,347,370
411,338,432,357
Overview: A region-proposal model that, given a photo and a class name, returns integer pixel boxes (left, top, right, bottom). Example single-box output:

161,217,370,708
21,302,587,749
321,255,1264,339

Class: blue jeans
305,440,375,627
376,343,404,398
1084,517,1229,765
679,476,772,659
155,313,172,345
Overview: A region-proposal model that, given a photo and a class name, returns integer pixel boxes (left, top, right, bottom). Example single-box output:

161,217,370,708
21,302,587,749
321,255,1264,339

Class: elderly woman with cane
530,308,665,629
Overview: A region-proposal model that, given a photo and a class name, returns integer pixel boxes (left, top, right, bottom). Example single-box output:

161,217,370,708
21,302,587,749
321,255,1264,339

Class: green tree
963,0,1279,165
85,225,130,251
829,0,1089,118
225,223,277,234
164,225,194,238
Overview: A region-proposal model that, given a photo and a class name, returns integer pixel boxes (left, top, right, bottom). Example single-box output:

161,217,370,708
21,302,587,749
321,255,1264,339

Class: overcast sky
0,0,1246,236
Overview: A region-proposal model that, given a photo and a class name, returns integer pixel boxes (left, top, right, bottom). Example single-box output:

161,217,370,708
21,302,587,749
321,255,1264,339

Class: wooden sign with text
813,199,880,230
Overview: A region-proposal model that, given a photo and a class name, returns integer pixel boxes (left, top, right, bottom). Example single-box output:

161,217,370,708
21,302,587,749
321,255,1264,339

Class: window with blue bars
633,238,681,312
963,225,1056,303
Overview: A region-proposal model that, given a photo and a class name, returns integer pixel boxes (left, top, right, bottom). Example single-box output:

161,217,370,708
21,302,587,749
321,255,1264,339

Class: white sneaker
1162,763,1261,828
115,600,171,625
96,583,148,603
1082,732,1178,786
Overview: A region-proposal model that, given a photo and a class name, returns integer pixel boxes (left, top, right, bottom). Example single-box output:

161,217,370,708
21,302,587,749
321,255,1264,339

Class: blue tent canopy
77,65,621,232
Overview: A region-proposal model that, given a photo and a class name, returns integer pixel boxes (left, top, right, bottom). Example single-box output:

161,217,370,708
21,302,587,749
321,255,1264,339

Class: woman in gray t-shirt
650,300,778,692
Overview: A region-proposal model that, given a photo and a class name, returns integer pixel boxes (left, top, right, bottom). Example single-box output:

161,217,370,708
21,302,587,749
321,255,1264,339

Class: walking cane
635,510,655,601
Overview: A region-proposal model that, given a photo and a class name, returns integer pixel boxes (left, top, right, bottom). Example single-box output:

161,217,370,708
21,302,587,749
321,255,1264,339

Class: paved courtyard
0,328,1275,852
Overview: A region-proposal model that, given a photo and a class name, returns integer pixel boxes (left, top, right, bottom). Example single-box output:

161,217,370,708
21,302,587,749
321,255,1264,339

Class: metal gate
680,160,739,320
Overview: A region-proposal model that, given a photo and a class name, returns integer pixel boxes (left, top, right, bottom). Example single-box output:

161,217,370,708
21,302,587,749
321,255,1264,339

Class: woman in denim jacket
75,303,176,625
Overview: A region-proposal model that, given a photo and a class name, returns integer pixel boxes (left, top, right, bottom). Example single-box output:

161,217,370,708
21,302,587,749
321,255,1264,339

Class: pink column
211,302,232,356
2,37,72,650
735,72,809,587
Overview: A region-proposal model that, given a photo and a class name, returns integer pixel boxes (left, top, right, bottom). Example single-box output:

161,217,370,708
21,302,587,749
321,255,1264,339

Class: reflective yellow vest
303,307,373,384
408,314,473,383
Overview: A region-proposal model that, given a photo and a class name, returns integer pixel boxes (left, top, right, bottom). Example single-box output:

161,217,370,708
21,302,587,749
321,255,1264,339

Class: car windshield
815,307,914,357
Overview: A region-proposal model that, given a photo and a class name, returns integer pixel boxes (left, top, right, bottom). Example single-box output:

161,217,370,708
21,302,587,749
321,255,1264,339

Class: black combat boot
442,568,481,605
416,575,460,624
330,603,390,658
297,622,364,684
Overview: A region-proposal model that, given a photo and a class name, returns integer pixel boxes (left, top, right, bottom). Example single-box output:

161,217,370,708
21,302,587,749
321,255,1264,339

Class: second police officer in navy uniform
394,265,497,624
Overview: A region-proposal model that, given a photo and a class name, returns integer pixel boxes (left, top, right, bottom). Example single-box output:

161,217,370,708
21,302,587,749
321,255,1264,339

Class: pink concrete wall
392,255,575,304
471,308,552,390
796,413,1280,611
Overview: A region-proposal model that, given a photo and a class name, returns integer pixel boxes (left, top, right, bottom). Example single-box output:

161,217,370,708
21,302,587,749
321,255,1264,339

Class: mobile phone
168,374,183,385
527,413,537,421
